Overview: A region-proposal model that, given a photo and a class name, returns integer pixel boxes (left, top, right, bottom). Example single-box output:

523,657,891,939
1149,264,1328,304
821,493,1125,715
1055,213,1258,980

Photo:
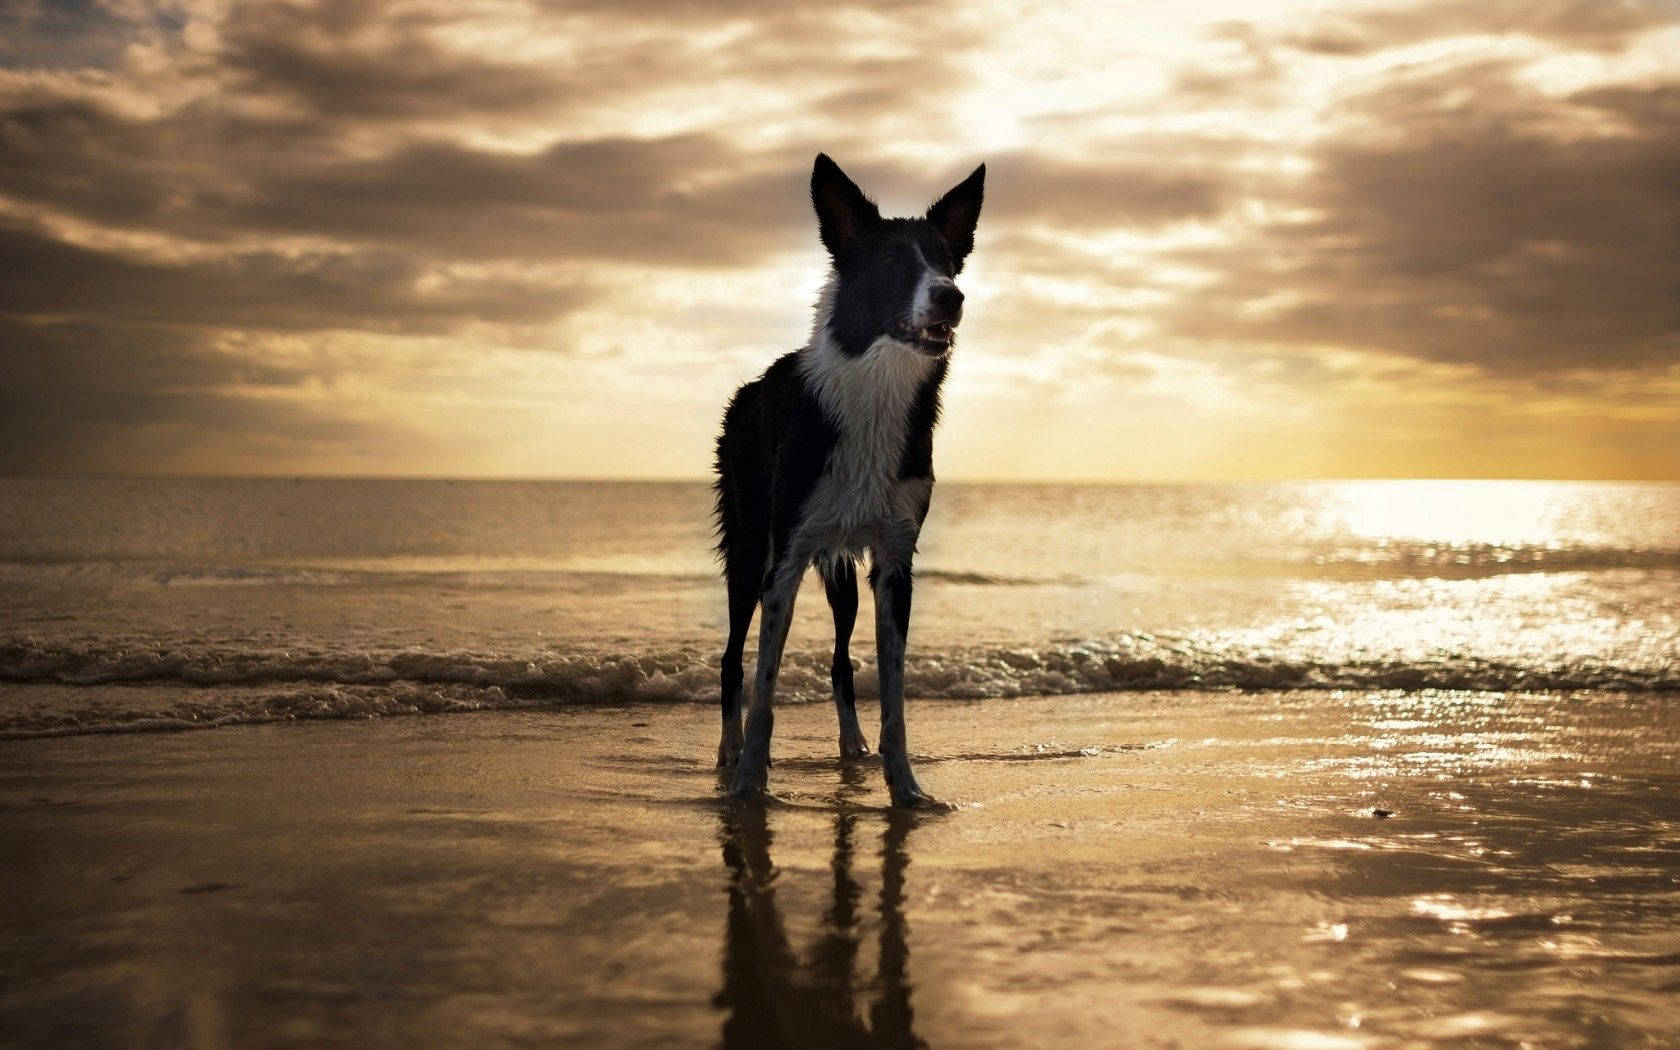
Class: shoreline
6,663,1679,741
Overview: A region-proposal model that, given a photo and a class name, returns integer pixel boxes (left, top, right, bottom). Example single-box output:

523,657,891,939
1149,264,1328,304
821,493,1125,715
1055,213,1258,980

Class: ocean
6,476,1680,1047
1,477,1675,736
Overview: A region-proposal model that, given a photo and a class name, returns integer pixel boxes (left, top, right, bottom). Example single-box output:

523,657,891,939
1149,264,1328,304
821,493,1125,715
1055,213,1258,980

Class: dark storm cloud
0,92,815,263
0,0,159,70
211,0,979,137
533,0,945,18
3,66,1039,274
241,136,815,265
1162,60,1680,374
0,222,588,333
216,0,646,122
0,217,591,473
0,316,376,473
0,0,973,265
0,103,822,268
0,92,340,237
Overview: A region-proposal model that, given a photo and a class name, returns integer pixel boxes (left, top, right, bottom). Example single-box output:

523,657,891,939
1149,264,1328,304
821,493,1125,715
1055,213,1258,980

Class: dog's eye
880,251,897,266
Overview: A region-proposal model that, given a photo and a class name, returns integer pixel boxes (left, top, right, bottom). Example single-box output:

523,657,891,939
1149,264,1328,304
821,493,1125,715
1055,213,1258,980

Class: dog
712,153,984,806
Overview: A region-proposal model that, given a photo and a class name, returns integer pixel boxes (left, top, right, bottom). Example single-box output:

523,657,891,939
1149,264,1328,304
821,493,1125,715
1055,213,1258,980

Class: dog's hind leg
718,537,765,767
730,542,809,796
821,558,870,759
871,527,932,807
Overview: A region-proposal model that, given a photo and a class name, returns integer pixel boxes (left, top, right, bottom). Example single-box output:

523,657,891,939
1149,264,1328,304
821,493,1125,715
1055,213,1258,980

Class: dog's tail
711,379,760,565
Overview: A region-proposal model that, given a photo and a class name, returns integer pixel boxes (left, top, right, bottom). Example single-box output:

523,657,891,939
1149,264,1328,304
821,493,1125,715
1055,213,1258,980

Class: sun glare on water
1327,480,1601,551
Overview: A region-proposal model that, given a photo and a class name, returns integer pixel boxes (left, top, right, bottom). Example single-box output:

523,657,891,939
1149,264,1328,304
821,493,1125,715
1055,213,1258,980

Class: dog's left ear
812,153,881,259
927,163,985,268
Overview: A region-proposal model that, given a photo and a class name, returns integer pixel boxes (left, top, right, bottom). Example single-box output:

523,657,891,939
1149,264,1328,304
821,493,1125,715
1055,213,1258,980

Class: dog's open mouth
895,320,956,354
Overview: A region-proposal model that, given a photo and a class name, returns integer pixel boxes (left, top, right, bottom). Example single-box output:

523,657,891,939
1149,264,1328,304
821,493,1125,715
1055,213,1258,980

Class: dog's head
811,153,985,359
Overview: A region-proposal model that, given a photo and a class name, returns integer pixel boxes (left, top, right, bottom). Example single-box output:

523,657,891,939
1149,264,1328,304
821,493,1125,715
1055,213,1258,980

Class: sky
1,0,1677,481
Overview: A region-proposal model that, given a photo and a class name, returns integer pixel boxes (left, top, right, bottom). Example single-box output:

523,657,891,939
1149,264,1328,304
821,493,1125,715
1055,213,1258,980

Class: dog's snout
931,284,964,318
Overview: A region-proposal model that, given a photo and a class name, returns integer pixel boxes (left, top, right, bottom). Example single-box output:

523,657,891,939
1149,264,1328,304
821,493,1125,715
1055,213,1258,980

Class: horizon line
4,472,1677,486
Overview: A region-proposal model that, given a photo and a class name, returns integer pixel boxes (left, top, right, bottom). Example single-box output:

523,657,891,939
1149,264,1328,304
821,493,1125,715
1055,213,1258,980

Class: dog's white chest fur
798,332,934,561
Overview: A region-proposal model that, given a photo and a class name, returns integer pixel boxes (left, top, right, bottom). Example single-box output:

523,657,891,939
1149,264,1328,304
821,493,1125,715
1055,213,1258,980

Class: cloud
0,221,590,332
0,316,354,472
0,90,826,265
0,0,993,474
0,0,154,71
1283,0,1672,56
1170,20,1284,102
985,151,1231,230
216,1,583,121
1161,59,1680,374
0,1,976,265
0,0,1675,478
241,135,815,266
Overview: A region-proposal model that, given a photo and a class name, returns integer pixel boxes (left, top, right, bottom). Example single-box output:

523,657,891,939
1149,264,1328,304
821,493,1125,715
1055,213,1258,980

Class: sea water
1,477,1675,735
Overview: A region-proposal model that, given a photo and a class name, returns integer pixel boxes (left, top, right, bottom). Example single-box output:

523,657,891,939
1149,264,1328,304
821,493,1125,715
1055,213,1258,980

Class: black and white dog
713,154,984,806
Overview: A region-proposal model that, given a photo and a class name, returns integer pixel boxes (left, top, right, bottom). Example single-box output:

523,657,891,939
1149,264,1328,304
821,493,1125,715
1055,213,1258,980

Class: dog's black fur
712,154,984,805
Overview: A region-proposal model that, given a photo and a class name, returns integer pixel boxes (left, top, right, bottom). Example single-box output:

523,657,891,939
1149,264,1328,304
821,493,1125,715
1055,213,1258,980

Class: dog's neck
796,275,939,515
799,279,936,445
798,274,937,419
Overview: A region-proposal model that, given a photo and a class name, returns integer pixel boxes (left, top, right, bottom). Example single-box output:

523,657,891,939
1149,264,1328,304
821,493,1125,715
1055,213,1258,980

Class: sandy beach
5,689,1677,1048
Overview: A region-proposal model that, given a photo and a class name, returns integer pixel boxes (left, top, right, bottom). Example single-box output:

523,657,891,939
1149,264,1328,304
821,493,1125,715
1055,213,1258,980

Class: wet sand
3,690,1678,1048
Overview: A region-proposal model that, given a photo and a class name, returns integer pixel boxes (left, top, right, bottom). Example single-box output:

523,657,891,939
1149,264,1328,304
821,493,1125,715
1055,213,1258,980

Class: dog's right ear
811,153,880,258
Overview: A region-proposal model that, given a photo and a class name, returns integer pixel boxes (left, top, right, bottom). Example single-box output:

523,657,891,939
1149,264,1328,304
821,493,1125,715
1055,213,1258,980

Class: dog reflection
715,781,924,1049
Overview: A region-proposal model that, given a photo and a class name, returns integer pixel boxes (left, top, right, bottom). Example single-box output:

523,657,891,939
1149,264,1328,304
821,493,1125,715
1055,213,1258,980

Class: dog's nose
931,284,964,318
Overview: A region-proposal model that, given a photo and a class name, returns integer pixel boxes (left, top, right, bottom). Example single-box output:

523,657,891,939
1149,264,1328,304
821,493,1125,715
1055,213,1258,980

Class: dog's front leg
871,530,932,807
730,549,806,797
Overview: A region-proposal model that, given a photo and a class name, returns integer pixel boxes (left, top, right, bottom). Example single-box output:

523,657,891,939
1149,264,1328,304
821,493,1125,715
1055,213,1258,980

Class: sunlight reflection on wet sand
1,688,1678,1047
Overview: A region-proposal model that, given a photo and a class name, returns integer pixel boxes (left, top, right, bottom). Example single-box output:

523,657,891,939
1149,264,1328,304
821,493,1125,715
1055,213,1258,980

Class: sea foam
3,636,1673,738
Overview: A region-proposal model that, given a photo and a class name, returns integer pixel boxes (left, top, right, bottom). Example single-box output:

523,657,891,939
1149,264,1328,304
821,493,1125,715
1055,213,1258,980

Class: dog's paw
882,756,930,807
717,724,744,767
727,760,769,797
885,769,932,807
891,787,937,808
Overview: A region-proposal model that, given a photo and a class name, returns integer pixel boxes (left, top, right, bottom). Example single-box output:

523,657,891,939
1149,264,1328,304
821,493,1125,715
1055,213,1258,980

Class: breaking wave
2,636,1672,739
4,539,1678,593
